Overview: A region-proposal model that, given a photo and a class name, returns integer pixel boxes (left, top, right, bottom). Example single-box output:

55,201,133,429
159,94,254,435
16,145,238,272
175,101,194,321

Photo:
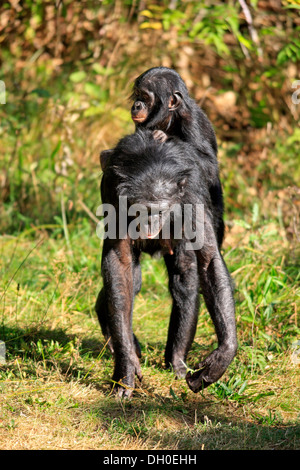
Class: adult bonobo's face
123,163,188,241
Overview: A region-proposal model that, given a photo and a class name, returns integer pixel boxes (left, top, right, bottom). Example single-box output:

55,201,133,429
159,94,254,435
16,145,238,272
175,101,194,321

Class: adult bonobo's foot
113,381,135,399
165,352,189,379
186,344,237,392
111,357,142,399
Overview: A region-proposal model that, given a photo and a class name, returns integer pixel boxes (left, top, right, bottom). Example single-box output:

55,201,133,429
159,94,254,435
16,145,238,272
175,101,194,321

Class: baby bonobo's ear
168,91,183,111
100,149,114,171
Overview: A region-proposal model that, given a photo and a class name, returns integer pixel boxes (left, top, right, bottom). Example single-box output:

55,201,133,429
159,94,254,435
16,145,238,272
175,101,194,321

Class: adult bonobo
131,67,224,247
96,130,237,398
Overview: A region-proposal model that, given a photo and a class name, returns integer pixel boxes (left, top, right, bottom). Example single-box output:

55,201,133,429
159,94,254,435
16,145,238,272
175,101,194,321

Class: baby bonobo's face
131,88,155,124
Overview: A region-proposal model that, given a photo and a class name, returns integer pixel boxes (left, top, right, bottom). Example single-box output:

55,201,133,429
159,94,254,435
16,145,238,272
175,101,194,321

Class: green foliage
189,4,241,55
211,376,248,402
277,31,300,64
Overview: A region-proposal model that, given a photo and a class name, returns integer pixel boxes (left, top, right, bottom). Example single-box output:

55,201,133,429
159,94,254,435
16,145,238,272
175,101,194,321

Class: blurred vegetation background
0,0,299,235
0,0,299,450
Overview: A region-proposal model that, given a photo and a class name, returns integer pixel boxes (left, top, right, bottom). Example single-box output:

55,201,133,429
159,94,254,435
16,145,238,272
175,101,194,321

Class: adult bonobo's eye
178,177,187,193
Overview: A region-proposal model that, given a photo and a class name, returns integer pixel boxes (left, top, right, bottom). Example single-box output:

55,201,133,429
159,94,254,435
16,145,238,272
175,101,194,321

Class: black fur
131,67,224,247
96,130,237,398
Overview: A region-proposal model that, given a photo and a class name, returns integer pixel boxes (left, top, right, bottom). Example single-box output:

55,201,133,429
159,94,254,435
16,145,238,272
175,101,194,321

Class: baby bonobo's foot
152,130,168,143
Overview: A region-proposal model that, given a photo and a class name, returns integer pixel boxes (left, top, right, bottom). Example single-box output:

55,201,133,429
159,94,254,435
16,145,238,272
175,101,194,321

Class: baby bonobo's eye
140,92,150,104
140,89,155,107
132,90,141,102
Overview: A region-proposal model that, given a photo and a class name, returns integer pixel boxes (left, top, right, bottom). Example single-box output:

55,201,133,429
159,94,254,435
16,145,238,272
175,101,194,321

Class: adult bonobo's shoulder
96,125,237,398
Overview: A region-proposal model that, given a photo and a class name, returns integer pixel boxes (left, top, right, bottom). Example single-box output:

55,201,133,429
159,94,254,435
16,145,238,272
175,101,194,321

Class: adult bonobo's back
130,67,224,246
96,130,237,398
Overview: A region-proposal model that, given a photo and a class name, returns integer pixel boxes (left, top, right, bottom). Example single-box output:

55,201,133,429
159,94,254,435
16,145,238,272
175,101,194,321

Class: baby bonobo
130,67,224,247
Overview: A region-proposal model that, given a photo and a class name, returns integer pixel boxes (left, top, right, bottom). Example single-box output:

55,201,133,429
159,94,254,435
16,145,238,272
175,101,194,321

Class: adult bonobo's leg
164,246,200,378
95,288,113,354
132,246,142,358
95,245,142,359
186,225,237,392
100,238,142,398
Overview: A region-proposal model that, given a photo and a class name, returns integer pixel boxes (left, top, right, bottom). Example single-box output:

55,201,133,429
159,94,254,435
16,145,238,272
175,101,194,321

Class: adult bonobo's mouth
138,207,171,240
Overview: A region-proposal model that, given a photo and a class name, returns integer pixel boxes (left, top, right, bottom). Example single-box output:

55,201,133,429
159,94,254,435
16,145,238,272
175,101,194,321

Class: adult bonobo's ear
169,91,183,111
100,149,113,171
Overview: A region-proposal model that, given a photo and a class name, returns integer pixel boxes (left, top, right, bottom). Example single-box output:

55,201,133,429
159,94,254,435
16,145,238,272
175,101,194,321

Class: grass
0,211,299,450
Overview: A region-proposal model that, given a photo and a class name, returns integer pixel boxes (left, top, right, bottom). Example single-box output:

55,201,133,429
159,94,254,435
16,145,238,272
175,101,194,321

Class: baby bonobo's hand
152,130,168,143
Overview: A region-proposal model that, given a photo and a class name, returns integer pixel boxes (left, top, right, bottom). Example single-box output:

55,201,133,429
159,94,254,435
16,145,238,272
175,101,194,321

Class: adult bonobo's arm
101,237,142,398
186,220,237,392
